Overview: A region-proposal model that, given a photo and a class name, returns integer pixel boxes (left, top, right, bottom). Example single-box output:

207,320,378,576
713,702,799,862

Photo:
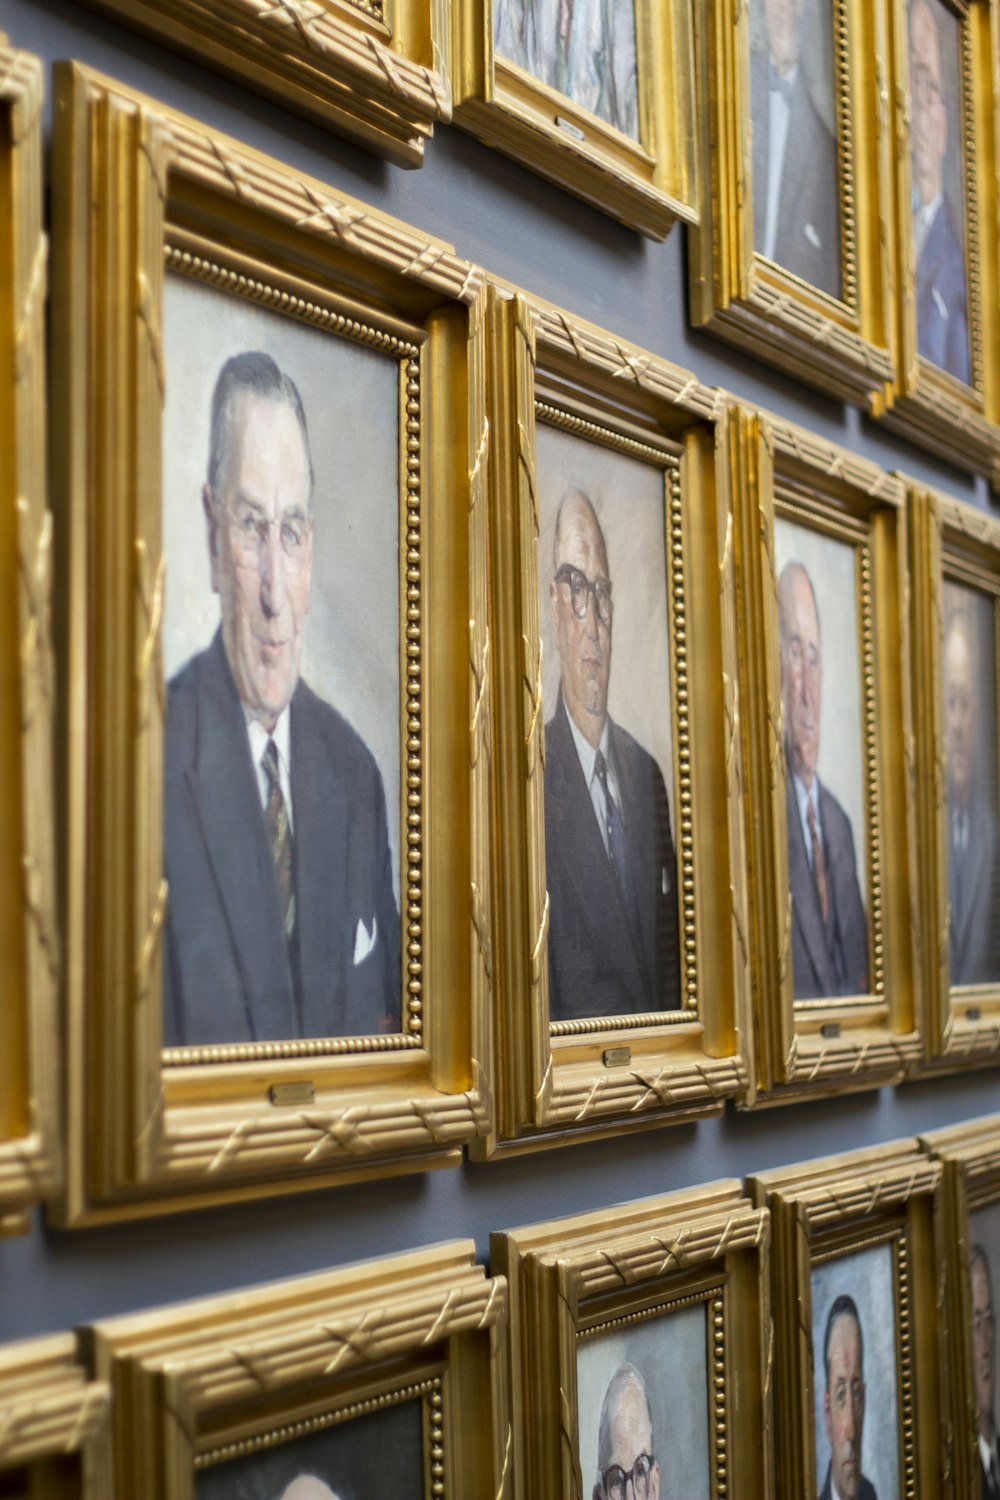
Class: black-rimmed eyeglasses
601,1452,656,1500
554,562,613,625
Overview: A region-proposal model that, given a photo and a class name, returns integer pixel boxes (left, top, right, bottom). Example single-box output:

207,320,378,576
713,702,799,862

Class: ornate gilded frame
51,63,492,1222
449,0,697,237
0,1334,111,1498
475,288,749,1156
71,0,451,166
730,406,921,1106
83,1242,509,1500
877,0,1000,479
690,0,895,405
492,1182,772,1500
921,1114,1000,1500
750,1141,943,1500
908,484,1000,1071
0,39,59,1236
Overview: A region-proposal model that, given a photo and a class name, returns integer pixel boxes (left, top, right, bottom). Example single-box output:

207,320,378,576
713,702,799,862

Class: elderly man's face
973,1258,996,1431
550,500,612,748
910,0,947,205
944,620,976,809
206,391,313,732
824,1313,866,1500
780,568,822,789
765,0,803,73
594,1378,659,1500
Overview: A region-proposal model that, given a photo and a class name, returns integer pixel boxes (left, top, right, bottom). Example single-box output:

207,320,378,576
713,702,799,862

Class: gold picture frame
83,1241,508,1500
449,0,697,237
475,287,749,1156
0,1333,111,1497
750,1141,943,1500
730,405,921,1106
876,0,1000,480
920,1113,1000,1500
492,1182,772,1500
51,62,493,1223
71,0,451,166
908,484,1000,1071
0,38,59,1236
689,0,895,406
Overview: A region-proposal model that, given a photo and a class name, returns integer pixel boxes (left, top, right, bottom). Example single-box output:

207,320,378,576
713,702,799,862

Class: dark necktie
807,797,830,925
262,737,295,940
595,749,643,956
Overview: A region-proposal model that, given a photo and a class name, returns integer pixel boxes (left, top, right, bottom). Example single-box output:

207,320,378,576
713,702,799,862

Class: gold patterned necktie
807,796,830,925
262,737,295,940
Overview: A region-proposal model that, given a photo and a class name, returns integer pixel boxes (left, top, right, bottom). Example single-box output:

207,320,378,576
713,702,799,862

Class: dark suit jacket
543,692,681,1020
819,1465,877,1500
163,631,400,1046
916,197,970,384
786,766,869,999
949,790,1000,986
751,47,841,297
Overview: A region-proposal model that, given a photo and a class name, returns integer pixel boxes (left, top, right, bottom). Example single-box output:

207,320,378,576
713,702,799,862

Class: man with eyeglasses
544,489,680,1020
819,1295,876,1500
779,560,868,999
971,1246,1000,1500
592,1363,659,1500
163,351,399,1046
909,0,969,383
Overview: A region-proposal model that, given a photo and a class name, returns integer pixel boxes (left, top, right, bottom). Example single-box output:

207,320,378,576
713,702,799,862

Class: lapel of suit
786,768,834,993
775,75,814,249
953,800,987,956
187,634,297,1039
289,683,350,1037
611,719,657,988
548,697,649,1010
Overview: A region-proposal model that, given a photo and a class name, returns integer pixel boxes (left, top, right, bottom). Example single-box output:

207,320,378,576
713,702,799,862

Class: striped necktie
262,737,295,941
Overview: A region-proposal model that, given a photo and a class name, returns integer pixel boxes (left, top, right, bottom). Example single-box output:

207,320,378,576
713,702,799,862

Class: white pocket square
353,916,377,965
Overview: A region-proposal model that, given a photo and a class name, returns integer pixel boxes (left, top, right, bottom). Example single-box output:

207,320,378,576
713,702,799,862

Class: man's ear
202,485,220,594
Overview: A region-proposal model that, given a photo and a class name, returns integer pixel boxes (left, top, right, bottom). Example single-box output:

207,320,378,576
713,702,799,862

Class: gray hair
206,350,314,498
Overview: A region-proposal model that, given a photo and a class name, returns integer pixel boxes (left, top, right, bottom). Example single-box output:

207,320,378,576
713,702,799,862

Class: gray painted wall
0,0,995,1343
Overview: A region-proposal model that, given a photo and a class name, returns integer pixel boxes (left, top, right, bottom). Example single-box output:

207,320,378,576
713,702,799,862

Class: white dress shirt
245,706,294,832
792,769,823,872
764,63,797,261
913,191,942,266
565,710,621,857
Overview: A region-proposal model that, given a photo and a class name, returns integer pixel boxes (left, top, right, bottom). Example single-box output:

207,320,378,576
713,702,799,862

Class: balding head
944,608,977,810
593,1363,659,1500
278,1478,340,1500
550,490,613,748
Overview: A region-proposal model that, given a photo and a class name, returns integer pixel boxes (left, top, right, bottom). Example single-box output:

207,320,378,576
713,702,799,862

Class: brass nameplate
820,1023,841,1040
270,1081,315,1107
556,115,586,140
603,1047,631,1068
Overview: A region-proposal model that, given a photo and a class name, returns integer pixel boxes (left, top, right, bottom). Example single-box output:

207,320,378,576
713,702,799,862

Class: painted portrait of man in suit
539,453,681,1022
161,279,403,1049
971,1244,1000,1500
777,555,869,999
942,586,1000,986
909,0,970,383
750,0,841,297
494,0,640,139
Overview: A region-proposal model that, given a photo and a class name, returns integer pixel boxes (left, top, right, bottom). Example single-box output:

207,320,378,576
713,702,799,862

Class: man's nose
258,523,287,615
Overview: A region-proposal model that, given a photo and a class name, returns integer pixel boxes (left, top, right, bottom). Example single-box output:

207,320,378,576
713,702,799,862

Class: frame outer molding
0,38,60,1233
0,1333,111,1491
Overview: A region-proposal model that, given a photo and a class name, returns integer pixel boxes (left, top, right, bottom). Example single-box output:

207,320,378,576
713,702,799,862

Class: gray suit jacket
915,197,970,384
786,765,869,999
751,45,841,297
819,1466,877,1500
163,631,400,1046
948,788,999,986
544,692,681,1020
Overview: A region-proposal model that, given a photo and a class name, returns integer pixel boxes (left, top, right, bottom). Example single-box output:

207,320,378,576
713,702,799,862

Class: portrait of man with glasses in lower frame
162,333,401,1050
539,451,682,1024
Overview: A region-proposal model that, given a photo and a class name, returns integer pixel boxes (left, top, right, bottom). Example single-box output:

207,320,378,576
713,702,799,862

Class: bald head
551,489,613,748
944,609,978,810
593,1364,659,1500
278,1479,340,1500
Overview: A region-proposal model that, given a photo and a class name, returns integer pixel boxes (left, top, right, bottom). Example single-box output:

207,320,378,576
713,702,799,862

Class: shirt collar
792,768,819,819
245,703,291,778
979,1430,998,1473
564,699,610,787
